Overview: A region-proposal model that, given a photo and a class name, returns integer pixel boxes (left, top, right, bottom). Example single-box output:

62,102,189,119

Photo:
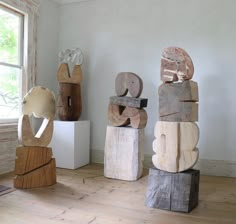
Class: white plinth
50,120,90,169
104,126,144,181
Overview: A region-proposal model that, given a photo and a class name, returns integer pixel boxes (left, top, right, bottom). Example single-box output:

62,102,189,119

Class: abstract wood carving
104,126,144,181
108,103,147,129
115,72,143,97
160,47,194,83
110,96,148,108
57,83,82,121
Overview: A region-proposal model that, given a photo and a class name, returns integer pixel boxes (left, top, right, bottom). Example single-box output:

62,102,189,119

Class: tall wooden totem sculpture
146,47,200,212
14,86,57,189
57,48,83,121
104,72,148,181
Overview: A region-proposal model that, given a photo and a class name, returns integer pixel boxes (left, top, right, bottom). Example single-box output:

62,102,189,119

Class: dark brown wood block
159,80,198,122
15,146,52,175
110,96,148,108
57,83,82,121
14,158,56,189
115,72,143,98
145,167,200,213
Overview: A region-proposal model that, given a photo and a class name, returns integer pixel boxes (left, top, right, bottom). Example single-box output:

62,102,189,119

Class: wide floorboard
0,164,236,224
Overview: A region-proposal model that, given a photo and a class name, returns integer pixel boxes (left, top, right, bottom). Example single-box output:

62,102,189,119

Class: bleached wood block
18,115,53,147
49,120,90,169
146,167,200,212
110,96,148,108
14,158,56,189
108,103,147,129
152,121,199,172
104,126,144,181
159,80,198,122
160,47,194,82
15,146,52,175
115,72,143,98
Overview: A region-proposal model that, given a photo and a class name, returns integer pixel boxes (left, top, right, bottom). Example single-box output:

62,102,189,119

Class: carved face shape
59,48,83,65
160,47,194,82
22,86,56,119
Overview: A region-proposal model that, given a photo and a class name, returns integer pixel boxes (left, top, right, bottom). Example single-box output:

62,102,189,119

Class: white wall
58,0,236,164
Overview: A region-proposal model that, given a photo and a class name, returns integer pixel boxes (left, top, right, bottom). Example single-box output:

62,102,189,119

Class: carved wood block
18,115,53,147
15,146,52,175
57,83,82,121
160,47,194,82
152,121,199,172
104,126,144,181
14,158,56,189
159,81,198,122
146,168,200,212
115,72,143,98
108,103,147,129
110,96,148,108
57,63,83,84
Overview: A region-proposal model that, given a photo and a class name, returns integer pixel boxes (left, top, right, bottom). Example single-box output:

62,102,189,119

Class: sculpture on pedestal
146,47,200,212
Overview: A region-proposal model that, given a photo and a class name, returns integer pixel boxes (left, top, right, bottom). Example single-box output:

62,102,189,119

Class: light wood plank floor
0,164,236,224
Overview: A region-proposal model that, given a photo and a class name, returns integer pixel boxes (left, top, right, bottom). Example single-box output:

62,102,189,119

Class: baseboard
91,149,236,178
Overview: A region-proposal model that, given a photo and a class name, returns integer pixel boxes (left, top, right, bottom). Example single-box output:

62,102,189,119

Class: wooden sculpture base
104,126,144,181
14,146,56,189
145,167,199,213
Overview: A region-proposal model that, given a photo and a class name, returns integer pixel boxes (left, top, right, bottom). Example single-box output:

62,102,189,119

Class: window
0,4,23,120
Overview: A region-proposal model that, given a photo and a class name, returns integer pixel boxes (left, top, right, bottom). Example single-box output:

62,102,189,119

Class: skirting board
91,149,236,178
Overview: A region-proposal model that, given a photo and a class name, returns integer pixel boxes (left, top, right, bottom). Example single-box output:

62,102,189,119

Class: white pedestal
50,120,90,169
104,126,144,181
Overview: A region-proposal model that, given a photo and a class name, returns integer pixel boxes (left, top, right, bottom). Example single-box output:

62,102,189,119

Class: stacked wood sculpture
14,86,56,189
104,72,148,181
57,48,83,121
146,47,200,212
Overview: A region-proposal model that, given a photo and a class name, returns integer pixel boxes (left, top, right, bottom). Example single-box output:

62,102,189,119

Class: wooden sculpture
146,47,200,213
104,72,148,181
14,86,56,189
57,48,83,121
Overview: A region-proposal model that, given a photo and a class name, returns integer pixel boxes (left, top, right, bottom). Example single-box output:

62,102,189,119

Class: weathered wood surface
15,146,52,175
159,80,198,122
57,83,82,121
115,72,143,98
22,86,56,119
57,63,83,84
152,121,199,172
1,164,236,224
14,158,56,189
146,167,200,213
108,103,147,129
160,47,194,82
110,96,148,108
18,115,53,147
104,126,144,181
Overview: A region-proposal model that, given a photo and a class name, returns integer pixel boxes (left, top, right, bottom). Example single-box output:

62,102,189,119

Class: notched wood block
110,96,148,108
146,168,200,212
14,158,56,189
15,146,53,175
159,80,198,122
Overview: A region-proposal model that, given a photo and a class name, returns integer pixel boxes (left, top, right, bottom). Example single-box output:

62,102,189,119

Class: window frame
0,0,39,126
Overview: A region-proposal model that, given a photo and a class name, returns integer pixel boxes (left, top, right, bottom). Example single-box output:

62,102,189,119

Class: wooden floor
0,164,236,224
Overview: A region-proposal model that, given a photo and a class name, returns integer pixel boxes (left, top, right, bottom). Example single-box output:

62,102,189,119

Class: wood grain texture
104,126,144,181
115,72,143,98
14,158,56,189
57,63,83,84
159,80,198,122
1,164,236,224
57,83,82,121
160,47,194,82
110,96,148,108
108,103,147,129
146,167,199,212
15,146,52,175
152,121,199,172
18,115,53,147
